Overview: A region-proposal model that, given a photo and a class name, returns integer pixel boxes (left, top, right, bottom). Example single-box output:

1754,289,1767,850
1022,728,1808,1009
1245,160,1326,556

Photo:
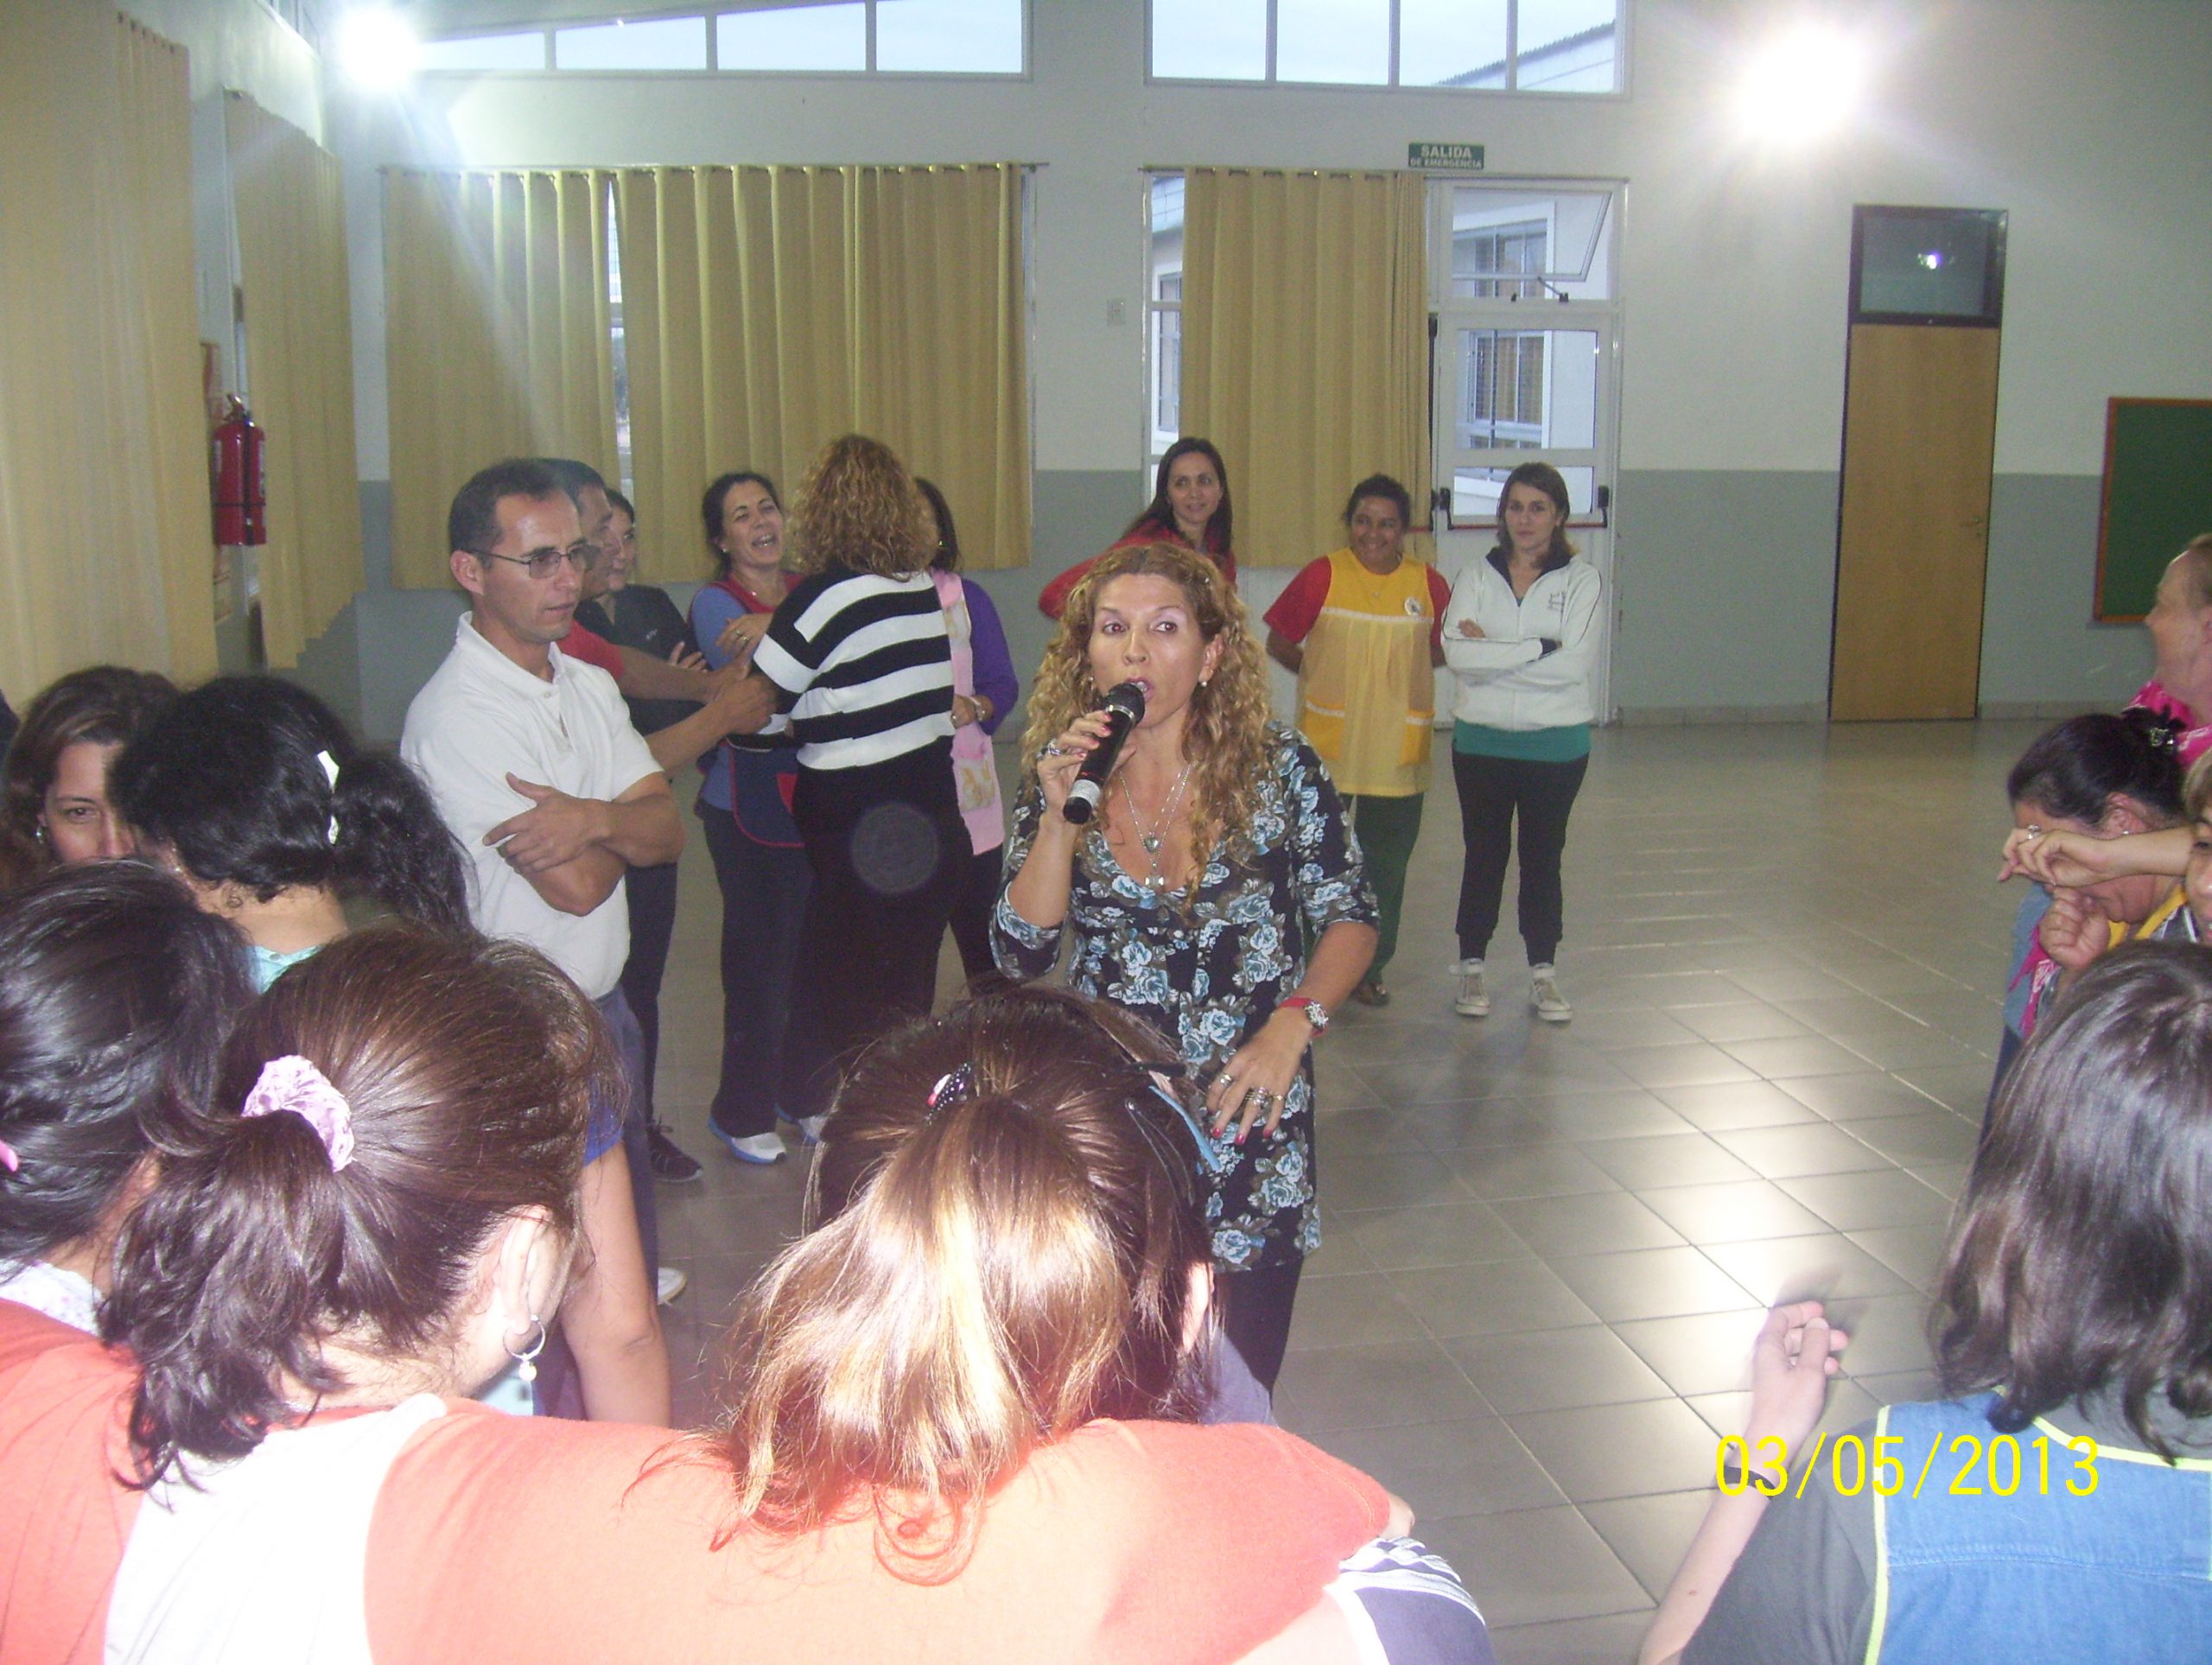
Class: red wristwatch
1279,996,1330,1035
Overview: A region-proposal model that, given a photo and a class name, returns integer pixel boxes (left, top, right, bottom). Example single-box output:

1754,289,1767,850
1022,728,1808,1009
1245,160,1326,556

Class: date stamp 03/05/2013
1715,1430,2101,1501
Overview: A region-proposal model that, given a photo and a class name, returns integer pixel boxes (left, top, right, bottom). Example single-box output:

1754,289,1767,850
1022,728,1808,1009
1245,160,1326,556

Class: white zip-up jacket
1440,551,1603,731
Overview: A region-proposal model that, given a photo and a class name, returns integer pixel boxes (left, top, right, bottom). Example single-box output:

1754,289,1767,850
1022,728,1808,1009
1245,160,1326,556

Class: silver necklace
1119,763,1195,879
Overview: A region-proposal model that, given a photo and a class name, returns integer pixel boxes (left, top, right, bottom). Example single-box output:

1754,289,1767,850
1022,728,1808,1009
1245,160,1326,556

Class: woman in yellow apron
1265,475,1448,1006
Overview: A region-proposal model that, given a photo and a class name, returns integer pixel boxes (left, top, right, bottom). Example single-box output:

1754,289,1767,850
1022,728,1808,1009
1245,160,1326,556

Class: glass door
1429,181,1622,721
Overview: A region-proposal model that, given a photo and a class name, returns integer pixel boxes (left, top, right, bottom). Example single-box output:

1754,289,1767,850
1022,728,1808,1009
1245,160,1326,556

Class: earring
504,1314,547,1384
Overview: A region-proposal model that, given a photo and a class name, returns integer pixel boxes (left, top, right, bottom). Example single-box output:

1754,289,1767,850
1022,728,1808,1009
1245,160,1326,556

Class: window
425,2,1026,76
1146,176,1185,461
1453,216,1548,301
555,16,709,71
1149,0,1622,92
718,3,865,70
877,0,1025,73
417,29,549,71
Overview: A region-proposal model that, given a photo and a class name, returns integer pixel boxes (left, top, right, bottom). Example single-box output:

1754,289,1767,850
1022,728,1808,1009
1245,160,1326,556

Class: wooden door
1828,323,2001,720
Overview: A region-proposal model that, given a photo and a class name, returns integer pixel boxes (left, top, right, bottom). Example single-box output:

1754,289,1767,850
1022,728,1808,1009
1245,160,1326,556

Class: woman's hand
1035,710,1116,822
715,613,768,666
951,694,982,728
1743,1300,1847,1454
2037,887,2111,973
1456,620,1487,639
2000,823,2186,886
1205,1009,1312,1144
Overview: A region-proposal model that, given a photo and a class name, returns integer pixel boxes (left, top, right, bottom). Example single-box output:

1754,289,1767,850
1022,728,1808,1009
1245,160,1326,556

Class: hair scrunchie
241,1055,356,1172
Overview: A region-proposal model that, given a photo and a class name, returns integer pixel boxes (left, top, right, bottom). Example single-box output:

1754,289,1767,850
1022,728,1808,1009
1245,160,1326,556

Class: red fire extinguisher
212,396,266,547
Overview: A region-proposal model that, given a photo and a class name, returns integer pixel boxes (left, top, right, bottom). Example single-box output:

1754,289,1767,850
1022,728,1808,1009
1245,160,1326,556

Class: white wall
322,0,2212,718
336,0,2212,482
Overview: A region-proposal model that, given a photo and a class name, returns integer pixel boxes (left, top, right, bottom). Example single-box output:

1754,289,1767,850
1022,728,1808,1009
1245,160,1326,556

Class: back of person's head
0,665,175,887
788,434,931,579
713,985,1213,1568
1128,436,1234,553
2006,708,2184,827
111,676,468,931
915,477,960,573
2169,532,2212,611
105,925,605,1483
0,863,252,1266
448,458,566,556
1941,941,2212,1454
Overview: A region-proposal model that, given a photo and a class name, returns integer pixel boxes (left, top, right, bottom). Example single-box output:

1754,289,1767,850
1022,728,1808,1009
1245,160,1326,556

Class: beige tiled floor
649,720,2030,1662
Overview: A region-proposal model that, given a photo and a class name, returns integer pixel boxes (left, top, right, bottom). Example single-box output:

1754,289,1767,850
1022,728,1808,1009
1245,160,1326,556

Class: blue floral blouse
992,725,1376,1272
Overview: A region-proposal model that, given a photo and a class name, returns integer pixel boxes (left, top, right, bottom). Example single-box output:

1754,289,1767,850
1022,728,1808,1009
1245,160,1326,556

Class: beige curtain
617,163,1029,575
384,169,616,588
1181,169,1431,568
0,5,216,690
227,93,363,668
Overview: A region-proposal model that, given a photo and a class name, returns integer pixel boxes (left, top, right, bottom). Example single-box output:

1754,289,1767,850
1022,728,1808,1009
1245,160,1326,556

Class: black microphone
1062,682,1147,825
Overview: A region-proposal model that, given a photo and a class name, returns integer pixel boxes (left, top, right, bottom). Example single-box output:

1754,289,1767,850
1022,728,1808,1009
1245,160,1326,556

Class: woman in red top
1039,437,1240,620
0,917,1466,1662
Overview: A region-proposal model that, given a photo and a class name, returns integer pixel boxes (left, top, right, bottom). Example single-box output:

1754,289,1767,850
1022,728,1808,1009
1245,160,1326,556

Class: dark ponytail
112,675,468,929
2007,708,2185,827
105,926,607,1484
0,864,253,1264
327,751,469,930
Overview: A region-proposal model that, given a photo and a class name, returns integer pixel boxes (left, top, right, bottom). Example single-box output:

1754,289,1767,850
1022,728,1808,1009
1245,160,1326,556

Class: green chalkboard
2096,397,2212,621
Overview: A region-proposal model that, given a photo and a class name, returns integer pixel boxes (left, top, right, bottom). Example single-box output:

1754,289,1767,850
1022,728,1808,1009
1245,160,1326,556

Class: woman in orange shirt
0,913,1478,1662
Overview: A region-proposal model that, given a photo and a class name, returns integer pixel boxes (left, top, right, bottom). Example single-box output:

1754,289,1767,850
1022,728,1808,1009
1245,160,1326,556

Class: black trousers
1452,749,1589,965
1219,1259,1304,1395
617,861,679,1121
947,842,1005,988
779,744,964,1122
700,807,810,1138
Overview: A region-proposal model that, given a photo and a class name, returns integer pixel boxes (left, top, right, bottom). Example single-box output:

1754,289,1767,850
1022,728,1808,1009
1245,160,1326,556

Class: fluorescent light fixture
1734,22,1865,143
340,7,423,88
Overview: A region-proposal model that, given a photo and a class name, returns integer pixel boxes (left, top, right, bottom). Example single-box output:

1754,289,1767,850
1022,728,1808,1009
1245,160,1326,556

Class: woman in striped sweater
752,435,963,1133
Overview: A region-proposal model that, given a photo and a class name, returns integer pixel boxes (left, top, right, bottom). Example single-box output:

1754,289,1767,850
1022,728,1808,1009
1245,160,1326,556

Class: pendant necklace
1120,762,1195,882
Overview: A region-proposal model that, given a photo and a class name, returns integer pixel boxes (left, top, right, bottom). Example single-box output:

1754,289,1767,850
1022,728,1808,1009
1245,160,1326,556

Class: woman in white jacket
1440,462,1603,1023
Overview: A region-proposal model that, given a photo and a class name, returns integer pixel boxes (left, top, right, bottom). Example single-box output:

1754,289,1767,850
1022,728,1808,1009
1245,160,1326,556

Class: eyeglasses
465,542,600,581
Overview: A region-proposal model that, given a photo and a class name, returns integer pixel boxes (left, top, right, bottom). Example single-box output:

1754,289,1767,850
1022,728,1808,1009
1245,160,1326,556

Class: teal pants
1346,791,1424,976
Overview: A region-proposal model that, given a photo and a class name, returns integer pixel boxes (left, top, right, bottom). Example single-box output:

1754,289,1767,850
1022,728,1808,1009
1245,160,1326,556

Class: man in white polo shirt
403,458,682,1425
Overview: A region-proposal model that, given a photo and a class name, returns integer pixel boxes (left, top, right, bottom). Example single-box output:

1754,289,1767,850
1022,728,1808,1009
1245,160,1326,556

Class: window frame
417,1,1032,81
1144,0,1630,98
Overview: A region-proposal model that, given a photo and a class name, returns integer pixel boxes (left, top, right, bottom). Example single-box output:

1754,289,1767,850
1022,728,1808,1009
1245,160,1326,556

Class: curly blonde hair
787,434,931,578
1021,543,1273,873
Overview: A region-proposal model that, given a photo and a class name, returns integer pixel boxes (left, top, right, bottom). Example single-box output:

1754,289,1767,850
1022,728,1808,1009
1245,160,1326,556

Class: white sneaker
1531,965,1573,1023
656,1266,688,1306
712,1125,786,1166
1453,958,1491,1018
782,1111,827,1146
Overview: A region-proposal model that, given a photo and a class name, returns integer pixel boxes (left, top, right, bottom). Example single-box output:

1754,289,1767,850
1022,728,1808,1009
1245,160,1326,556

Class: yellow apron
1294,549,1437,798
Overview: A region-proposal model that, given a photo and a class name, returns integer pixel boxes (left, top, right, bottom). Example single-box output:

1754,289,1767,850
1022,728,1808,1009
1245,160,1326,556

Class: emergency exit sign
1408,142,1484,171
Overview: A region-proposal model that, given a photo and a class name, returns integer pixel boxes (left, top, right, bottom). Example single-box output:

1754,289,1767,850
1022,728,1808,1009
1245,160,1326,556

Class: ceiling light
1735,23,1866,143
339,7,422,90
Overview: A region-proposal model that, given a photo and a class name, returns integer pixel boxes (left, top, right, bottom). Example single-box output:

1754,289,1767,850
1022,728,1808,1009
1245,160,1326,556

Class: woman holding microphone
995,543,1376,1391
